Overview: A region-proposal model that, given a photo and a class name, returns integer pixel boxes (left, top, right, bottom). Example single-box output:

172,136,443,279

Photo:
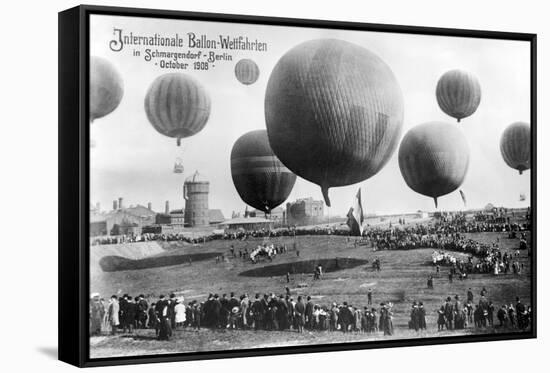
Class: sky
89,15,531,218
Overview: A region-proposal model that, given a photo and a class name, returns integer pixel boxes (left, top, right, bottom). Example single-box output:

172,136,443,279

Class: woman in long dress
175,299,187,329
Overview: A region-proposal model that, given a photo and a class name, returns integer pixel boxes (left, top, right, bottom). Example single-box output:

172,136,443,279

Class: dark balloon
235,59,260,85
398,122,470,207
265,39,404,206
231,130,297,213
144,73,211,146
500,122,530,175
90,56,124,121
436,69,481,122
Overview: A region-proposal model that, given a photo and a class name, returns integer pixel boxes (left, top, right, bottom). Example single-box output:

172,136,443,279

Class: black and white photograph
81,9,535,361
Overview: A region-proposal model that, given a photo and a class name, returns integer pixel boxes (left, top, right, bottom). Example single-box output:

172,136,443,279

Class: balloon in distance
90,56,124,122
231,129,297,213
500,121,530,175
144,73,211,146
235,59,260,85
398,122,470,208
265,39,404,206
436,69,481,122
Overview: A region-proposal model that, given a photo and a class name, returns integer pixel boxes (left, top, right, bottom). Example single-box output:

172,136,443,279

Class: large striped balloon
398,122,470,208
265,39,404,206
231,130,297,213
436,69,481,122
235,59,260,85
144,73,211,146
500,122,530,175
90,56,124,122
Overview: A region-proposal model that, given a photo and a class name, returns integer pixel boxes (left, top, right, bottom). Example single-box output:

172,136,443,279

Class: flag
459,190,467,206
346,188,364,236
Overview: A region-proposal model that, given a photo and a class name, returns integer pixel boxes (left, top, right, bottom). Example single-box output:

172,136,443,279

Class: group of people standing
434,288,531,332
90,290,398,339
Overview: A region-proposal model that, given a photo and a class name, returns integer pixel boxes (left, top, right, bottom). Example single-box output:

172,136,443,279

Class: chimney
118,197,123,210
165,200,170,214
96,202,100,212
148,202,152,211
113,200,118,211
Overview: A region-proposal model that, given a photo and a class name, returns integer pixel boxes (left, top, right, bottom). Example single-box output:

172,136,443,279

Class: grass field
90,231,532,358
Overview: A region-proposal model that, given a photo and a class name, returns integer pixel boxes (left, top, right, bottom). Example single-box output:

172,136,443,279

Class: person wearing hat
305,296,314,330
276,294,289,330
147,302,158,334
339,302,352,333
119,294,129,332
156,294,171,340
137,294,148,329
89,293,104,336
124,296,137,334
175,298,186,329
211,294,222,328
107,295,120,335
168,294,177,330
251,294,264,331
409,301,420,331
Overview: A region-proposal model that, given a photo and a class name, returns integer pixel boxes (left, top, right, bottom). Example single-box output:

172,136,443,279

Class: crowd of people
90,290,398,340
90,285,531,341
433,290,532,332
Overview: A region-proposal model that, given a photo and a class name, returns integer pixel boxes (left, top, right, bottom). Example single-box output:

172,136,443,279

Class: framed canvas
58,4,536,367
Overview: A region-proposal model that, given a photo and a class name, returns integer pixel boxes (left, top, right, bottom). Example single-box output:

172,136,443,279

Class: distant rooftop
220,216,272,225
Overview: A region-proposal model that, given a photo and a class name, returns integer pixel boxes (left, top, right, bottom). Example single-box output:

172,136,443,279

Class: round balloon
231,130,296,213
398,122,470,207
90,56,124,121
144,73,211,146
500,121,530,174
265,39,404,206
436,69,481,122
235,59,260,85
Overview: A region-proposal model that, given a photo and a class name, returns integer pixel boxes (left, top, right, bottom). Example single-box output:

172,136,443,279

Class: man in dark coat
339,302,352,333
168,294,177,330
137,295,148,329
124,297,137,333
156,295,171,340
409,302,420,331
294,296,305,333
211,294,222,328
444,297,454,330
276,295,289,330
119,294,129,332
305,296,314,330
148,303,158,334
261,294,270,330
516,297,526,329
252,294,264,330
267,294,279,330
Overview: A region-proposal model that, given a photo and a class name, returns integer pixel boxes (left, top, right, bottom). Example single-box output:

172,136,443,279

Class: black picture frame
58,4,537,368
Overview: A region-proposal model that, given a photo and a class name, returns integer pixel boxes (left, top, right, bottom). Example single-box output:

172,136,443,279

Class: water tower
183,170,210,227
